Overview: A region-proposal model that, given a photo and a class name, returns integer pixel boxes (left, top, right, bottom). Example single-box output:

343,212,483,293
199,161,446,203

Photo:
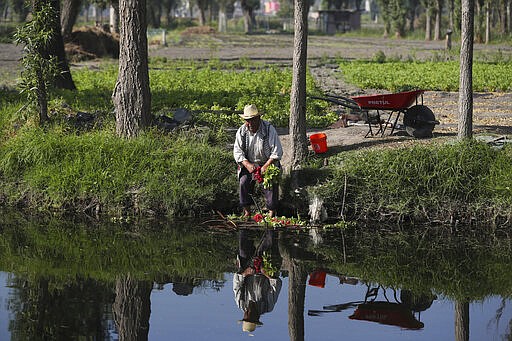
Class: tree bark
458,0,474,139
112,0,152,138
287,259,307,341
434,0,442,39
34,0,76,90
485,0,491,43
289,0,309,180
218,7,227,32
425,9,432,40
61,0,82,41
454,301,469,341
110,0,120,34
113,275,152,341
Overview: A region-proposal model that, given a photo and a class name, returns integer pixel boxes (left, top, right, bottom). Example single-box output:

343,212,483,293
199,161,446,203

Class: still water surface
0,212,511,340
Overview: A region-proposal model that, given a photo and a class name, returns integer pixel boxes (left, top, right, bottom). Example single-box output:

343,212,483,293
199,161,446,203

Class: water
0,211,511,340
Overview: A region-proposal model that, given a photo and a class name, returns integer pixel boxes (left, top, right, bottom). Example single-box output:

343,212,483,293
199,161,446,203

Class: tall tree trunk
485,0,491,43
113,0,151,138
61,0,82,41
113,275,152,341
34,0,76,90
218,6,227,32
425,10,432,39
499,0,508,33
110,0,120,34
458,0,474,139
242,9,252,32
448,0,454,29
289,0,309,186
199,7,206,25
434,0,442,39
455,301,469,341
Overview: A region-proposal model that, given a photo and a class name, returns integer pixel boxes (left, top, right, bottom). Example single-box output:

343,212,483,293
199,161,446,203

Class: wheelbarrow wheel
403,105,438,138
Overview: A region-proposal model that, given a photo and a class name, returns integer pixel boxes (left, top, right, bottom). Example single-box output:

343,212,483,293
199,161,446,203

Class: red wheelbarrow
311,90,439,138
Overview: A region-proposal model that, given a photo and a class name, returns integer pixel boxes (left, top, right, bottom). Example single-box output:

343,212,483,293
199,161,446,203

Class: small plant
372,50,386,63
13,2,60,124
263,164,281,189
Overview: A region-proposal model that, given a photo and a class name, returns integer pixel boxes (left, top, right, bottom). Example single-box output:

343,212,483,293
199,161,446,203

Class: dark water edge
0,207,511,340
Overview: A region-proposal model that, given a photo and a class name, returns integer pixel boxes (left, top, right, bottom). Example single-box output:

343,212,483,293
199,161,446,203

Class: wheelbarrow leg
388,111,402,136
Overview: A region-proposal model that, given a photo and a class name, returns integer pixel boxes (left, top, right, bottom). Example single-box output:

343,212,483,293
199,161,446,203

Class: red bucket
309,133,328,154
308,270,327,288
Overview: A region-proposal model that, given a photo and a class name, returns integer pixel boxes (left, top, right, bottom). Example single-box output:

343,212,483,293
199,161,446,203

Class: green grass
338,60,512,92
314,140,512,224
0,128,236,216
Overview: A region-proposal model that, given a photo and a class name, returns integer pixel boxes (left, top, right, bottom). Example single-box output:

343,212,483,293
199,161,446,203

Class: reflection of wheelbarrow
311,90,439,138
308,284,428,330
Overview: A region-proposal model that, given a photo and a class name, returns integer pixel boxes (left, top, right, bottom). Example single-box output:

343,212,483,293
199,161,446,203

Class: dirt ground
2,33,512,169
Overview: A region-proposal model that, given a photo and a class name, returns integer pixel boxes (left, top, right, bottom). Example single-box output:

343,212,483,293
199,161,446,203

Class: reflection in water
308,280,434,330
1,211,512,340
233,229,282,333
113,275,152,341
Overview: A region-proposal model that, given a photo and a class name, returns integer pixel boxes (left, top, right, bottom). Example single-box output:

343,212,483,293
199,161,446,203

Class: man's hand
242,267,255,277
243,161,257,173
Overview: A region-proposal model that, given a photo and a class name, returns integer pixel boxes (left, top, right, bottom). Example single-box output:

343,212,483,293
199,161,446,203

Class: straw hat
239,104,262,120
241,320,263,332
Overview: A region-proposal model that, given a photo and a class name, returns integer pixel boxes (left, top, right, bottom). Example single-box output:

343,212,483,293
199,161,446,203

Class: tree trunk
454,301,469,341
289,0,309,184
434,0,442,39
448,0,454,29
458,0,474,139
60,0,82,41
218,7,227,32
34,0,76,90
425,10,432,40
485,0,491,43
36,69,49,123
113,275,152,341
113,0,152,138
199,7,206,26
110,0,120,34
242,9,252,32
500,0,508,34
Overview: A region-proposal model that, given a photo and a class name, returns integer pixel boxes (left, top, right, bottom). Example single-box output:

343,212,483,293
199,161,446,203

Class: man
233,104,283,217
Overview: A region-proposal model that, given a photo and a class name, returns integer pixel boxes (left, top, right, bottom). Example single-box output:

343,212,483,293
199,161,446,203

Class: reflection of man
233,229,282,333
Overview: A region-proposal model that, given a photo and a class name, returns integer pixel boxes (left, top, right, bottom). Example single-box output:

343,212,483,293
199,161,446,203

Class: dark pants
237,229,275,271
239,168,278,211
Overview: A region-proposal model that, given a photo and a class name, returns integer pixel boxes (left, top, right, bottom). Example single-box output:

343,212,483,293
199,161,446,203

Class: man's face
245,116,260,133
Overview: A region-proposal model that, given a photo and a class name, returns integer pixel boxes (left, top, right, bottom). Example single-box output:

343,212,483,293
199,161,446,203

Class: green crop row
65,61,335,129
338,60,512,92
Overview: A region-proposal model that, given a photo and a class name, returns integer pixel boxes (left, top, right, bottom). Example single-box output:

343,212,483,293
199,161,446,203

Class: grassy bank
1,58,512,222
312,140,512,225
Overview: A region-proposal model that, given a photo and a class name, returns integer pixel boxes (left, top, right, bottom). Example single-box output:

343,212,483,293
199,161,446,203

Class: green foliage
338,60,512,92
0,128,237,216
13,3,60,120
316,140,512,222
263,164,281,189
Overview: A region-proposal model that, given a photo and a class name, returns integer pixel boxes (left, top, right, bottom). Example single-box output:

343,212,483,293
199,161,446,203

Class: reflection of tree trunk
455,301,469,341
287,259,307,341
113,275,152,341
280,237,307,341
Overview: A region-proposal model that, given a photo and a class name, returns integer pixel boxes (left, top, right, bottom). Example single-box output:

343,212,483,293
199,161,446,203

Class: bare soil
2,32,512,169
